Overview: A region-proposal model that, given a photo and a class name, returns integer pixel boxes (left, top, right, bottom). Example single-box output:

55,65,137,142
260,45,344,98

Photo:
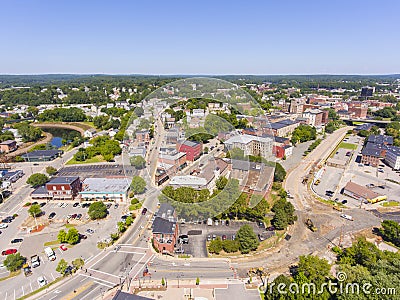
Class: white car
340,214,353,221
0,223,8,229
37,276,47,287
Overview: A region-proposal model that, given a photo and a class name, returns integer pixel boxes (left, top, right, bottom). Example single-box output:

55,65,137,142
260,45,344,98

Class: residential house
0,140,17,153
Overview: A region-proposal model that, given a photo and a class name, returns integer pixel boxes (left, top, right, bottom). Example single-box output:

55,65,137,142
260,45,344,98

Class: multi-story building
385,147,400,170
176,140,202,161
265,119,300,137
135,130,150,144
289,98,305,115
45,176,81,200
152,217,178,254
224,134,273,159
347,102,368,119
302,109,323,127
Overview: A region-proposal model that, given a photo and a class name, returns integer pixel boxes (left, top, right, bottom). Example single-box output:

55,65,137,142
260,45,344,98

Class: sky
0,0,399,75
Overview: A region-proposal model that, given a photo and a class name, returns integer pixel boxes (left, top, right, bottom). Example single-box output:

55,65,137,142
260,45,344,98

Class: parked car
222,235,227,241
342,199,348,204
76,213,82,220
59,244,68,251
175,248,185,254
86,229,95,234
79,234,87,240
2,249,17,255
207,235,212,241
340,214,354,221
212,234,217,240
231,234,236,240
37,276,47,287
113,245,121,253
141,208,147,215
11,238,23,244
39,202,46,207
106,203,112,209
114,204,119,209
0,223,8,229
48,212,56,220
179,235,189,244
73,202,79,207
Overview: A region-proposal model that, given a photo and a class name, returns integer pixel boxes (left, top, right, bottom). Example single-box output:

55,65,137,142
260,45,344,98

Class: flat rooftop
81,178,130,193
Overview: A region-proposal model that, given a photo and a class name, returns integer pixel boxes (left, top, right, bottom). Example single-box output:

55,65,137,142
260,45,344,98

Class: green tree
208,238,223,254
237,224,259,254
125,216,134,226
117,221,126,233
58,229,67,243
4,253,26,272
72,258,84,270
88,201,108,220
379,220,400,247
130,156,146,169
297,255,331,283
130,176,146,194
45,166,57,176
222,240,240,253
26,173,49,187
56,259,68,275
274,162,286,182
215,176,228,190
66,228,80,245
28,204,42,217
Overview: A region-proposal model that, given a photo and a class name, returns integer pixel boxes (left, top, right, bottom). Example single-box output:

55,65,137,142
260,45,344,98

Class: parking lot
58,164,136,177
178,221,271,257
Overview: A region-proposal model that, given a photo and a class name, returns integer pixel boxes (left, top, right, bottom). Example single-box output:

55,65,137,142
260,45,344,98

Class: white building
169,175,207,190
385,147,400,170
79,178,130,203
224,134,273,159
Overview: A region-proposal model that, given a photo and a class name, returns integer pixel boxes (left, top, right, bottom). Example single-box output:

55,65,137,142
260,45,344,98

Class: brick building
46,176,81,200
152,217,178,254
176,140,202,161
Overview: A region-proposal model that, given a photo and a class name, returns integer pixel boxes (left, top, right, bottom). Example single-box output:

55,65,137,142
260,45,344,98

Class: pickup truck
44,247,56,261
31,255,40,268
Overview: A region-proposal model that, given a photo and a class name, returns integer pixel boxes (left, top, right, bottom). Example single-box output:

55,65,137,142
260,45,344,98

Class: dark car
39,202,46,207
225,220,230,226
106,203,112,209
48,212,56,220
76,213,82,220
73,202,79,207
179,235,189,244
141,208,147,215
2,249,17,255
342,200,348,204
64,265,73,275
114,204,119,209
79,234,87,240
11,238,23,244
31,202,38,206
2,218,12,223
222,235,227,241
71,214,77,219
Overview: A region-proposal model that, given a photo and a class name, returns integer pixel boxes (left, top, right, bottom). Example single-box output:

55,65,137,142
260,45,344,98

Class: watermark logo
264,271,396,296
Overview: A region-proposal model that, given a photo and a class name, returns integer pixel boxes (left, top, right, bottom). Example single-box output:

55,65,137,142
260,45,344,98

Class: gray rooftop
81,178,130,193
152,217,176,234
47,176,79,185
21,149,63,158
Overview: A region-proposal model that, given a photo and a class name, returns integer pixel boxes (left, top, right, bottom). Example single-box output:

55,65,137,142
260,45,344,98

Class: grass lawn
381,201,399,207
338,142,358,150
66,155,105,165
44,240,59,247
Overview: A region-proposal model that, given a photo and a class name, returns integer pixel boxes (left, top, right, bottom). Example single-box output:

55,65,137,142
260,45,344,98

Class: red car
59,244,68,251
2,249,17,255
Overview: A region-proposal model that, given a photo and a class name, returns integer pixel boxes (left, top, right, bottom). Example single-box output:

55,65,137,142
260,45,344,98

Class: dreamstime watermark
264,272,397,296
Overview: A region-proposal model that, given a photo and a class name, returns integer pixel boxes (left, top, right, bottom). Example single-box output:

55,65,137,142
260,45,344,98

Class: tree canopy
26,173,49,187
130,176,146,194
88,202,108,220
236,224,259,254
4,253,26,272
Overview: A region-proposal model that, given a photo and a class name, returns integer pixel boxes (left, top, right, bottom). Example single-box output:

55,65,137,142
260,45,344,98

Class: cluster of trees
357,125,380,138
130,156,146,169
28,203,43,217
0,129,14,142
46,166,57,176
38,107,87,122
304,139,322,155
56,257,84,276
373,107,399,121
379,220,400,247
291,125,317,145
101,107,127,117
385,121,400,146
93,115,120,130
13,122,43,142
26,173,49,187
114,111,133,141
130,176,146,194
3,253,26,272
88,202,108,220
58,228,80,244
325,120,344,133
271,194,297,230
266,238,400,299
208,224,259,255
74,136,122,162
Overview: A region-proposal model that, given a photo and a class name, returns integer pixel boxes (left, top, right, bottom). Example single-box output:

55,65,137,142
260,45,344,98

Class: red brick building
46,177,81,200
135,130,150,144
176,140,202,161
273,145,285,159
348,102,368,119
152,217,178,254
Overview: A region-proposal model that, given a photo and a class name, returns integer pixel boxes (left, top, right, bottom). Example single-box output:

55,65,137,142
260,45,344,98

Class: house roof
367,135,394,145
152,217,176,234
47,176,79,185
343,181,382,199
0,140,16,145
31,186,48,196
21,150,63,158
80,178,130,194
113,290,152,300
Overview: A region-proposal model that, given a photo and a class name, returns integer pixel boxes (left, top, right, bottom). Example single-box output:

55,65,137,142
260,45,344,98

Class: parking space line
51,272,55,280
22,286,24,296
30,281,33,292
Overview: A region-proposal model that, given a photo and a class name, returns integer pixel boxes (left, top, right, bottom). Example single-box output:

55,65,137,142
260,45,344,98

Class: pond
40,127,82,149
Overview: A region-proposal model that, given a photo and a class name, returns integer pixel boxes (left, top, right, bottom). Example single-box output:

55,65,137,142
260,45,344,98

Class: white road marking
78,273,115,286
21,286,24,296
131,254,154,279
87,268,122,279
80,277,88,282
85,249,106,265
51,272,55,280
94,281,113,288
115,250,146,255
